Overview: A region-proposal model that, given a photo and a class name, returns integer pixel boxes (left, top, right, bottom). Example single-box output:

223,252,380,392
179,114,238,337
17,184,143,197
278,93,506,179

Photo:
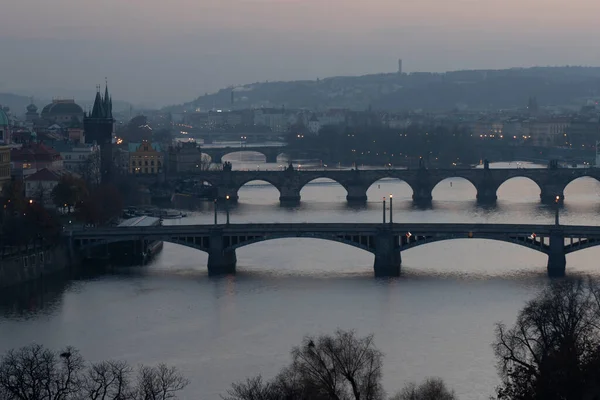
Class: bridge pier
373,230,401,277
412,185,432,205
279,185,301,206
216,187,239,203
265,153,279,163
211,154,223,164
540,190,564,205
207,230,237,275
476,183,498,204
346,185,368,205
547,230,566,277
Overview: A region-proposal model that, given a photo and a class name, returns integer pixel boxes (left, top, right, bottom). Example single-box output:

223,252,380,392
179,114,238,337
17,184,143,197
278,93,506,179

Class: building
0,145,10,191
527,118,570,147
25,102,39,122
168,141,204,174
24,168,71,204
0,107,11,144
115,147,130,174
50,141,100,177
254,108,288,132
128,140,163,175
40,99,84,126
567,117,600,149
84,85,114,181
10,143,63,178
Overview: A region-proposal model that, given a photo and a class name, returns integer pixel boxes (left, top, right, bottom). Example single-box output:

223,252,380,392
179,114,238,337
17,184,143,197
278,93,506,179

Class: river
2,159,600,399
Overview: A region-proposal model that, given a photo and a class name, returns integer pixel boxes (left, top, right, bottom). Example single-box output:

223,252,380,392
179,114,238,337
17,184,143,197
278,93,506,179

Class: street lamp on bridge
555,195,560,226
226,195,231,225
389,194,393,224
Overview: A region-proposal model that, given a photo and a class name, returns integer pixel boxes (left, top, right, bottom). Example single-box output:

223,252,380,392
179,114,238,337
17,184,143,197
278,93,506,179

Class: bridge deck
68,223,600,238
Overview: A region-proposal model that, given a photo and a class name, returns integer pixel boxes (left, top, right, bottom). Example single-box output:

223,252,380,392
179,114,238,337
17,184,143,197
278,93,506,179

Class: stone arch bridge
194,166,600,205
201,146,329,164
68,223,600,278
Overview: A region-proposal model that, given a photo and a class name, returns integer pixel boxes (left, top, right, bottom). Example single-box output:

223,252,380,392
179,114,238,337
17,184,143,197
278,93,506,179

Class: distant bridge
67,222,600,277
192,165,600,205
200,145,328,164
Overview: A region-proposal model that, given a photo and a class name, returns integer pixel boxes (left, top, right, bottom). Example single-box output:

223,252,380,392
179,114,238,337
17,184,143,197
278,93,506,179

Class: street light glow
226,195,230,200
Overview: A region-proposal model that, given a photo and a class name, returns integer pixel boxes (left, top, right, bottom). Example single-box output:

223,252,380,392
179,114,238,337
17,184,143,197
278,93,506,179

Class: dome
40,101,84,117
0,108,8,126
27,103,38,112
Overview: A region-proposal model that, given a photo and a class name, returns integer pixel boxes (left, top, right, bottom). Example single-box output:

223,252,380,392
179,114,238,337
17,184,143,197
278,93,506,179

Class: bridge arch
236,179,283,204
398,235,549,254
221,150,270,163
430,176,478,201
298,177,349,202
227,233,373,253
366,177,414,200
496,175,543,202
563,176,600,203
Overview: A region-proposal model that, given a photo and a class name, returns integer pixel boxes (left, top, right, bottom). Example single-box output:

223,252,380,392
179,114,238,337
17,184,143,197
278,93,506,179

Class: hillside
166,66,600,112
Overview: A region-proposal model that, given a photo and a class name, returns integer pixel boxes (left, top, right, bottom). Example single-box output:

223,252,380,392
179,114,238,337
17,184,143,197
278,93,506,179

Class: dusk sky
1,0,600,107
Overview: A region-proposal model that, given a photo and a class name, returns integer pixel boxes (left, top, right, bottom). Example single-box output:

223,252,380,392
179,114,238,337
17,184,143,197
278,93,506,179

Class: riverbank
0,242,80,289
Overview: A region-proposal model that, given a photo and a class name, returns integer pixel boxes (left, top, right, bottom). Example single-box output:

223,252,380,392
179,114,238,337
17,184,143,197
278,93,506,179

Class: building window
151,160,154,166
144,167,148,173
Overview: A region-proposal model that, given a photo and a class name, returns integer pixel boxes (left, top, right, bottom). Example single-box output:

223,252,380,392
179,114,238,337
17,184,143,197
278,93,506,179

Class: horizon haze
2,0,600,107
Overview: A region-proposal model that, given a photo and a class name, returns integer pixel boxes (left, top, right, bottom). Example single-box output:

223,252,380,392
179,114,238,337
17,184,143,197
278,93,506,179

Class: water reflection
3,160,600,400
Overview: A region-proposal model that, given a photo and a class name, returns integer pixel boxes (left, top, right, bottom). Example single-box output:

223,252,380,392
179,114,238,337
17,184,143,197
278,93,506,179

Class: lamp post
555,195,560,225
382,197,386,224
226,195,230,225
214,199,218,225
389,194,393,224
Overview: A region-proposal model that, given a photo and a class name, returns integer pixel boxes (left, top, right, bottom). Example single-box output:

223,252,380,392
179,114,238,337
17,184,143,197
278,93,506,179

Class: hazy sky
1,0,600,107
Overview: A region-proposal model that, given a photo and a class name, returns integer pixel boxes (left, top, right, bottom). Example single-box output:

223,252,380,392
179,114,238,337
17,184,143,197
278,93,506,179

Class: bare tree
0,344,85,400
0,345,189,400
79,151,102,187
224,329,384,400
390,378,456,400
493,278,600,400
83,360,135,400
223,376,280,400
135,364,189,400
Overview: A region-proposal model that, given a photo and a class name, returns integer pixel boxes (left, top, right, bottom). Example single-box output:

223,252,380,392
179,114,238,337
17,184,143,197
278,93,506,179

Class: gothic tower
84,84,114,181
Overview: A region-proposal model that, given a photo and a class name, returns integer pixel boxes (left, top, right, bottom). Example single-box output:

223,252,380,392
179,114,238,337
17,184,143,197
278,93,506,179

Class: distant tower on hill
398,59,403,75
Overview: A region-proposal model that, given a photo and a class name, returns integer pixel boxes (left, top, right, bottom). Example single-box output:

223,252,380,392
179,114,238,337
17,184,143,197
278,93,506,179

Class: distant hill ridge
166,66,600,112
0,93,131,118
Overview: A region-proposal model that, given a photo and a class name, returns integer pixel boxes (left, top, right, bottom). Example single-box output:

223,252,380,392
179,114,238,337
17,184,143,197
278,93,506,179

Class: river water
2,159,600,399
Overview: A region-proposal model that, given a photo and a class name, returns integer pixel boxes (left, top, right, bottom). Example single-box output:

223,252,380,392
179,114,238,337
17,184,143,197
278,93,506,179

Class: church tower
84,83,114,181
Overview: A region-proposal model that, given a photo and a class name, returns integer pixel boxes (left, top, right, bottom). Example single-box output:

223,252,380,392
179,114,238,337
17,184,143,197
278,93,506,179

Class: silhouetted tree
77,184,123,225
493,278,600,400
224,329,384,400
51,175,88,212
391,378,457,400
0,344,189,400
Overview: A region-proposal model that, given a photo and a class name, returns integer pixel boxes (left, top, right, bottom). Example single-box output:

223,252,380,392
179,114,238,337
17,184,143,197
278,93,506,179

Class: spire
90,85,106,118
103,78,113,119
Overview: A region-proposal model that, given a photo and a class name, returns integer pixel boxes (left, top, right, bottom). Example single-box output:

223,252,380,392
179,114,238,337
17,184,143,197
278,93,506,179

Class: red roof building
11,143,63,175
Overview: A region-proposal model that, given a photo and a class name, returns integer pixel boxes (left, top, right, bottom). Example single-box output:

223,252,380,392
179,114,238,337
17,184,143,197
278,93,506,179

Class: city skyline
1,0,600,107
